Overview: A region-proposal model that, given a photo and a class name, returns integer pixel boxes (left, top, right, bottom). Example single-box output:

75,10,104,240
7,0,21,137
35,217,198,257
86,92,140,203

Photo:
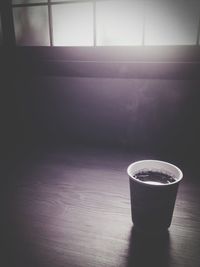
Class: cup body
127,160,183,233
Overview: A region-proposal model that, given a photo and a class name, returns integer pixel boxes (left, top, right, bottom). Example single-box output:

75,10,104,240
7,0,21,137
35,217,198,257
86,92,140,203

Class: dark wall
1,47,199,164
10,75,200,161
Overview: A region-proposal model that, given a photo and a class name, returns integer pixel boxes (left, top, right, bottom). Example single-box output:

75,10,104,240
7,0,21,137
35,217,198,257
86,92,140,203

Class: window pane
52,3,93,46
13,6,50,46
96,0,144,46
145,0,200,45
51,0,76,1
12,0,47,4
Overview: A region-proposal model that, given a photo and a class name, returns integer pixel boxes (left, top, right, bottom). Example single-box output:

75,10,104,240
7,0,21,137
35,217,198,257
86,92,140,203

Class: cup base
133,225,169,236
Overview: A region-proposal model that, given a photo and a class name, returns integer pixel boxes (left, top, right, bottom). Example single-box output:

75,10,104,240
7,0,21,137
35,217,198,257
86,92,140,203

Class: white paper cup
127,160,183,233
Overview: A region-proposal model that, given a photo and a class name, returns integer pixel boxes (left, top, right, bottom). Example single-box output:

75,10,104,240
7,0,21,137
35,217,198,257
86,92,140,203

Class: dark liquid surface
134,171,176,185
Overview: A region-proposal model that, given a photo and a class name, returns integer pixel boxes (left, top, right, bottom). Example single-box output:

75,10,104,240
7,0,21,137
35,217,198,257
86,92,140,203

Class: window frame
11,0,97,47
1,1,200,80
10,0,200,47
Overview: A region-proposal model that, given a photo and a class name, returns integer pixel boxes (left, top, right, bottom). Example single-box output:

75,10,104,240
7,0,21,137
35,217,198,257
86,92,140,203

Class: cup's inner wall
128,160,183,185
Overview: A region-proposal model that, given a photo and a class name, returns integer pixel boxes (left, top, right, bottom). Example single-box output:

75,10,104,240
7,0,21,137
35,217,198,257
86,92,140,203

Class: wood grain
2,146,200,267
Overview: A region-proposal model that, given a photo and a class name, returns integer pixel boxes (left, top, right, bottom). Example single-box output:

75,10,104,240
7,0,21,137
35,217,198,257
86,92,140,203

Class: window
13,5,50,46
10,0,200,46
52,2,93,46
145,0,200,45
96,1,144,46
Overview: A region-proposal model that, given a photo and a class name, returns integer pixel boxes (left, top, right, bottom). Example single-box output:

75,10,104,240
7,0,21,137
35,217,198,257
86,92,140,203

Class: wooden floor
2,145,200,267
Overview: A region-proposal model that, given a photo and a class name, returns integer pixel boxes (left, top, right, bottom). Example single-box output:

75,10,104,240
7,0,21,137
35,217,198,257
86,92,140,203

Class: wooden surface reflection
2,146,200,267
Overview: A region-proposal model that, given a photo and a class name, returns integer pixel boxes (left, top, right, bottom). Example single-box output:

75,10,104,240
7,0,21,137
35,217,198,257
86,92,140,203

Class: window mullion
48,0,53,46
196,13,200,45
93,0,96,47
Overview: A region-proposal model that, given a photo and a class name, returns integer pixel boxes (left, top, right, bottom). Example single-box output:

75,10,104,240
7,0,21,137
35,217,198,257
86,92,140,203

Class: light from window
11,0,200,46
145,0,200,45
51,0,76,2
13,6,50,46
52,3,93,46
96,0,144,46
12,0,47,3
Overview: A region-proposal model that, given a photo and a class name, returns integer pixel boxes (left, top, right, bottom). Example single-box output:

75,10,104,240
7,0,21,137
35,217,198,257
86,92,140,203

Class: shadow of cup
126,227,170,267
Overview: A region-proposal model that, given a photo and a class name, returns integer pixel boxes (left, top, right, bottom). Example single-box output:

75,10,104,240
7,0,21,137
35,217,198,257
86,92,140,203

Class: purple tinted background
7,74,199,162
1,47,200,167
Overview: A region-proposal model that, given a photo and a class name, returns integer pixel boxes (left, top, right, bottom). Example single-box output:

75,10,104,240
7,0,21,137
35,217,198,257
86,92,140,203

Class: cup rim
127,159,183,187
